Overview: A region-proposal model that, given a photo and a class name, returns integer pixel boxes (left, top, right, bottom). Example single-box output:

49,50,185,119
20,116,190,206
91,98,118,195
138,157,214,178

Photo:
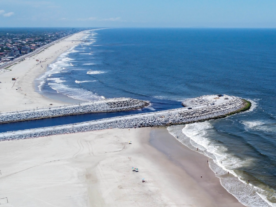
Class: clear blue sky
1,0,276,28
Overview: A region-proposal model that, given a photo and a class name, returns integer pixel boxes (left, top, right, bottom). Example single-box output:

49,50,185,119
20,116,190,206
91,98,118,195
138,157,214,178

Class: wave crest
167,123,273,207
87,70,105,75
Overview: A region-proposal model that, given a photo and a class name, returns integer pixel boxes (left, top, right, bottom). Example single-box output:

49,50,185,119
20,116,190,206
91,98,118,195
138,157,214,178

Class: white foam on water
47,78,65,84
146,106,155,111
48,82,102,101
154,95,191,102
37,80,45,92
83,63,95,66
80,30,97,46
153,95,174,100
36,29,108,102
36,49,74,82
145,103,155,111
245,99,258,113
87,70,105,75
82,41,96,46
167,123,275,207
80,53,93,55
75,80,96,84
36,40,102,101
243,120,266,129
242,120,276,133
257,192,276,207
70,69,85,71
70,49,78,53
219,172,271,207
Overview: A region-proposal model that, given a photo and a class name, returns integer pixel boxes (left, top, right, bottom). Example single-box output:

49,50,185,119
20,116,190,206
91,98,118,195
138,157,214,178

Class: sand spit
0,95,249,141
0,98,149,124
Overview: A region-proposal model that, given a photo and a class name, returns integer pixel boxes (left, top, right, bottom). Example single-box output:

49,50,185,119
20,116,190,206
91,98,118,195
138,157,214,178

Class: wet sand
149,128,244,207
0,31,87,113
0,127,244,207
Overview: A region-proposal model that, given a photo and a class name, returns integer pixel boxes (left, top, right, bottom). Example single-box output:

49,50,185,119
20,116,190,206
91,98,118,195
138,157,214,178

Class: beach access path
0,31,87,113
0,127,244,207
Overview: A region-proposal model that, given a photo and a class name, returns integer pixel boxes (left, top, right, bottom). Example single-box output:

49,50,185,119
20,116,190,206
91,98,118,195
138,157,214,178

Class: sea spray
87,70,105,75
242,120,276,134
167,124,276,207
75,80,96,84
36,30,101,101
48,83,102,101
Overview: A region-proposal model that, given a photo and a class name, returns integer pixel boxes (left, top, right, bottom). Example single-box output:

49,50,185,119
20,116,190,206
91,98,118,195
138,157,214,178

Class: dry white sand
0,128,244,207
0,31,87,113
0,30,244,207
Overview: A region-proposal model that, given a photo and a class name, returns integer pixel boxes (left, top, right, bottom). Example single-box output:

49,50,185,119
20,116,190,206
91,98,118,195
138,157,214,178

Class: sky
0,0,276,28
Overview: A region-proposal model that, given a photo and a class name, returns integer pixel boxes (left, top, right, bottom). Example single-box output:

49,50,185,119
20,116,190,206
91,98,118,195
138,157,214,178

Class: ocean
13,28,276,206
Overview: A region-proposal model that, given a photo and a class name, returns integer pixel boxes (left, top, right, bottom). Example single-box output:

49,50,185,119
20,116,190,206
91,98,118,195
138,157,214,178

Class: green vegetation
227,99,251,116
180,99,252,125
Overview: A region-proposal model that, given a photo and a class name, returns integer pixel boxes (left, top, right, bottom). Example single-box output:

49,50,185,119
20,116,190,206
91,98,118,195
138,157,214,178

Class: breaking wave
83,63,95,66
48,82,102,101
36,50,74,91
36,30,102,101
75,80,96,84
242,120,276,134
87,70,106,75
167,123,276,207
47,78,65,84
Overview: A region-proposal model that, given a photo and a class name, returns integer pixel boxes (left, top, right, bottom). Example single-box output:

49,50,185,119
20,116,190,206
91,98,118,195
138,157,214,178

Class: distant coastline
1,28,274,207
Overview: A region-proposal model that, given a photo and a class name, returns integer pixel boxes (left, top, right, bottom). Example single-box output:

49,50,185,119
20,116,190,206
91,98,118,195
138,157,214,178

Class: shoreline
0,30,88,113
168,122,273,207
0,29,252,207
150,127,245,206
0,127,245,207
33,45,85,105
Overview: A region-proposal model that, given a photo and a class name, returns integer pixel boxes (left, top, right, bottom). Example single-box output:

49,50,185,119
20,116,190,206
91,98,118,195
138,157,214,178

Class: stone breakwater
0,98,149,124
0,95,249,141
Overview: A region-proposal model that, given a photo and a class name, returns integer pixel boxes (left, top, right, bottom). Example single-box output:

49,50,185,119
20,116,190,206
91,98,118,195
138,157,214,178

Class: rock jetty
0,98,150,124
0,95,250,141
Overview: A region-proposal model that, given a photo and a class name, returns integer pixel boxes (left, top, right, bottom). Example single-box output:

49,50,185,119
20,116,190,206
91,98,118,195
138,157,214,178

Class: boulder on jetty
182,94,237,108
0,95,251,141
0,98,150,124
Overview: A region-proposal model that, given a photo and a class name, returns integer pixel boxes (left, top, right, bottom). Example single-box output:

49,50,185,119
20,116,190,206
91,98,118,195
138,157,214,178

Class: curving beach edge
0,31,249,207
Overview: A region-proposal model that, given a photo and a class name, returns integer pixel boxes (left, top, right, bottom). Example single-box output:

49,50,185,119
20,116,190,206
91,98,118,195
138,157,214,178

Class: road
0,31,86,70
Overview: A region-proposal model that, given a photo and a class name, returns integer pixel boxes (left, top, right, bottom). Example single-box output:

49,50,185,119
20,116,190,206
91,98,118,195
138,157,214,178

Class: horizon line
1,27,276,29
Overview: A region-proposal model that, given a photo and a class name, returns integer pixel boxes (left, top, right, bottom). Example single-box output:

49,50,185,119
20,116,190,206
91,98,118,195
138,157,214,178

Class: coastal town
0,28,82,66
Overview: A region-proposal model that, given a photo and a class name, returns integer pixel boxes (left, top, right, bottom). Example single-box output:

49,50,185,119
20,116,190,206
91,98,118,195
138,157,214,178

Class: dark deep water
3,28,276,206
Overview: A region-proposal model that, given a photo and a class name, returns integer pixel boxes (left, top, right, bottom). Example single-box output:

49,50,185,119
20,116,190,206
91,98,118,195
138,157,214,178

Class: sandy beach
0,31,87,113
0,128,244,207
0,31,245,207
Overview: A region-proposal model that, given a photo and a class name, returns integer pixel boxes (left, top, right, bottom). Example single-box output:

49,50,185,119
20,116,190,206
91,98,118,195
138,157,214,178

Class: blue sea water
9,29,276,206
